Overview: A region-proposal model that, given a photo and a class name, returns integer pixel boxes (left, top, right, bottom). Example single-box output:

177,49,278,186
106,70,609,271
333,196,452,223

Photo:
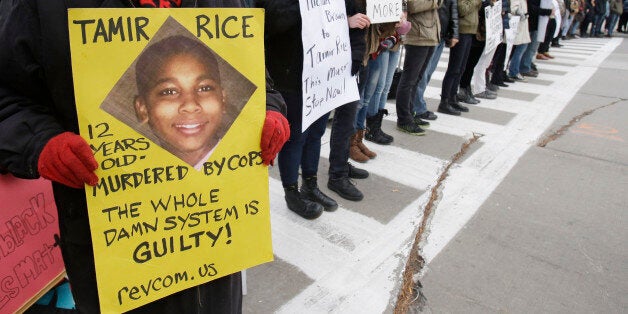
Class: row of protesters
259,0,371,219
0,0,291,313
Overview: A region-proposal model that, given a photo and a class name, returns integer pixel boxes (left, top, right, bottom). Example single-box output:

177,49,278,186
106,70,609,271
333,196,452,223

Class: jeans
520,30,539,74
561,14,574,36
593,12,606,35
607,13,620,35
413,40,445,115
278,91,330,186
509,43,529,76
441,34,473,101
569,19,580,35
395,45,435,125
368,49,401,116
329,100,358,180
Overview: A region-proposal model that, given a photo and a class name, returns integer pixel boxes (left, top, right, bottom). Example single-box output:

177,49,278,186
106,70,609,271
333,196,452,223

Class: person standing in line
606,0,623,35
413,0,460,121
0,0,290,313
516,0,554,80
508,0,533,79
395,0,442,134
439,0,483,115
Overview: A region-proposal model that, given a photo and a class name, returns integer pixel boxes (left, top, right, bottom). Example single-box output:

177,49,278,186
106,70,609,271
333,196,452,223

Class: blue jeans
413,40,445,115
593,13,606,35
367,49,401,116
278,91,330,186
509,43,529,76
329,100,358,180
520,30,539,74
607,13,620,35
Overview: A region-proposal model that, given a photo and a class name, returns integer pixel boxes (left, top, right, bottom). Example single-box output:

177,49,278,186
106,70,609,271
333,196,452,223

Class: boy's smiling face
135,53,225,165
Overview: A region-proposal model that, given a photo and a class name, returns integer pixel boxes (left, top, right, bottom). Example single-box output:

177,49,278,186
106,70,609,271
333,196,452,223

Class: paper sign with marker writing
367,0,403,23
68,8,271,313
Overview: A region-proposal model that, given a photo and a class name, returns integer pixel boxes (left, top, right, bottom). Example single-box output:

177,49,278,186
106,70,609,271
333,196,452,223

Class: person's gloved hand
261,110,290,166
38,132,98,188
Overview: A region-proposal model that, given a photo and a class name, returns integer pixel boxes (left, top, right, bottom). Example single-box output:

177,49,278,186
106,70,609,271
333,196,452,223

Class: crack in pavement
537,98,625,147
393,133,482,314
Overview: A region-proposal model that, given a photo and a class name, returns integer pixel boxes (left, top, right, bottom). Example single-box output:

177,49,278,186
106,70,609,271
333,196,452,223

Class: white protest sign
366,0,403,23
484,0,503,54
299,1,360,132
504,15,520,70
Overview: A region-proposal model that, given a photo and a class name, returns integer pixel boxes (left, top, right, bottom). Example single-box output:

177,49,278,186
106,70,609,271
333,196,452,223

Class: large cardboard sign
484,1,503,54
366,0,403,23
68,9,272,312
299,1,360,132
0,175,65,314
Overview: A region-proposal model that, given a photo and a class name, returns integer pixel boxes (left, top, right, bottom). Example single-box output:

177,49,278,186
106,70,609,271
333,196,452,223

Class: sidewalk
243,35,627,313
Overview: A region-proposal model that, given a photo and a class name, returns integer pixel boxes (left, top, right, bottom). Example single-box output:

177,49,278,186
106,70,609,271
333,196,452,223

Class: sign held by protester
366,0,403,23
485,0,504,54
0,175,65,314
68,9,272,313
299,1,360,132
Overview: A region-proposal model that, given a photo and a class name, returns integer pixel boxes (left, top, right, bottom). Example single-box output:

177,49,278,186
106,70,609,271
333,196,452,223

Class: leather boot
458,86,480,104
327,177,364,201
356,129,376,159
284,185,323,219
365,110,393,144
349,132,370,163
300,176,338,211
437,98,461,116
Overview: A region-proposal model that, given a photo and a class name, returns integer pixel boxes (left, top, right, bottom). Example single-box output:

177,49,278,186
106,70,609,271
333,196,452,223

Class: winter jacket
0,0,282,312
458,0,483,34
511,0,532,44
439,0,461,40
610,0,623,13
527,0,554,31
404,0,442,46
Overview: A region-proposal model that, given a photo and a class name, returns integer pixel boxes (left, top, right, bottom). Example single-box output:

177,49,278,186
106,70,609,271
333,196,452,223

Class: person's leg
368,50,391,116
395,45,431,126
562,14,573,37
490,43,507,85
594,13,605,35
521,30,539,73
538,19,556,54
608,13,620,35
278,91,307,187
377,48,402,111
440,34,472,115
509,43,528,77
413,40,444,115
365,49,399,144
619,12,628,31
460,44,484,89
472,46,496,95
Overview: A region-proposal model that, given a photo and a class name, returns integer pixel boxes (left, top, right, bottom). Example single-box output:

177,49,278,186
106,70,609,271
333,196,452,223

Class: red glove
38,132,98,188
261,110,290,166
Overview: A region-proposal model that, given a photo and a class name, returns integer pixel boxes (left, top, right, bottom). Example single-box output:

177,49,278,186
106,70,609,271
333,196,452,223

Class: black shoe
494,82,509,87
458,87,480,104
451,102,469,112
531,63,537,71
365,110,394,144
412,115,430,128
301,176,338,211
503,76,516,83
284,186,323,219
521,71,538,78
347,162,369,179
416,111,438,120
437,100,461,116
327,178,364,201
486,83,499,92
397,122,426,135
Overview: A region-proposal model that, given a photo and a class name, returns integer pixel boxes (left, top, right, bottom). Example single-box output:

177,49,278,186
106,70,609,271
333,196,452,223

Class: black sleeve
451,0,460,38
0,0,65,178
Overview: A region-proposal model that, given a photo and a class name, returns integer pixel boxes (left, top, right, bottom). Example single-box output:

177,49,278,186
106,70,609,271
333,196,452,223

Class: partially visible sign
0,175,65,314
367,0,403,23
504,15,520,70
299,1,360,132
485,1,503,54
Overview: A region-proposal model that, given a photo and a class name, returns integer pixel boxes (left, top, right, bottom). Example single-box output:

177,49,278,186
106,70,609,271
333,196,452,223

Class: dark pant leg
490,43,507,84
441,34,473,100
278,91,307,186
395,45,434,125
300,112,330,178
329,101,358,180
539,19,556,53
460,40,484,89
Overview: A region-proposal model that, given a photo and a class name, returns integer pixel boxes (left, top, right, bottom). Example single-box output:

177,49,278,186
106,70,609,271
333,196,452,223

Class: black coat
527,0,554,32
0,0,281,312
439,0,461,40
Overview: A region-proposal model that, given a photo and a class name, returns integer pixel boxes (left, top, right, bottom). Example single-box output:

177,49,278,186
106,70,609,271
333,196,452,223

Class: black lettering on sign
116,270,189,305
73,17,149,44
196,14,255,39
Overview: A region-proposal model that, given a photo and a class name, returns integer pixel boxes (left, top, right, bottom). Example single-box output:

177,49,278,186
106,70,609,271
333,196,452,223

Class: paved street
243,35,627,313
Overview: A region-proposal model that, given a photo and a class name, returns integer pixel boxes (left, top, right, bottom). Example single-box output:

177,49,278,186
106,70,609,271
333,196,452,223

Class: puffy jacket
0,0,280,312
404,0,442,45
439,0,460,40
458,0,483,34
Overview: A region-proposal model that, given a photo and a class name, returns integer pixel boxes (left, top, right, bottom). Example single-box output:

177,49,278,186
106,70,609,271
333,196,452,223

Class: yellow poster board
68,9,271,313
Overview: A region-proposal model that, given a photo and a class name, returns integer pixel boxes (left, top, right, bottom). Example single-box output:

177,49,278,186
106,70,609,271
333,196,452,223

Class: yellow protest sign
68,9,270,313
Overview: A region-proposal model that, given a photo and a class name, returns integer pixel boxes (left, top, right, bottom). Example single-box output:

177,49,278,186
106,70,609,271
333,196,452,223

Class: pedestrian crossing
243,37,621,314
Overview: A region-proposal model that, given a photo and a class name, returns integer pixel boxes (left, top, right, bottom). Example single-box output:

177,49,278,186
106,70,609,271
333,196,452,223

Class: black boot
457,86,480,104
327,177,364,201
300,176,338,211
284,185,323,219
365,110,393,144
347,162,369,179
437,98,461,116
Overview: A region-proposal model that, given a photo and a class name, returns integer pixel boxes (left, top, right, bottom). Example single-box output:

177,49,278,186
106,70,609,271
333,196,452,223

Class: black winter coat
527,0,554,32
0,0,282,313
439,0,461,40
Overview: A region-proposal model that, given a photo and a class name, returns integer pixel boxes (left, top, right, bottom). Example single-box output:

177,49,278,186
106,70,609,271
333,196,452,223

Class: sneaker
475,91,497,99
521,71,538,77
328,177,364,201
347,162,369,179
510,74,528,82
397,122,426,136
412,116,430,128
416,111,438,121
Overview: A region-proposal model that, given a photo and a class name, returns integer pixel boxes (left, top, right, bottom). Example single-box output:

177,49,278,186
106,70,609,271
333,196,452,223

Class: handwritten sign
503,15,520,70
484,0,503,54
0,175,65,314
68,9,272,313
299,1,360,132
366,0,403,23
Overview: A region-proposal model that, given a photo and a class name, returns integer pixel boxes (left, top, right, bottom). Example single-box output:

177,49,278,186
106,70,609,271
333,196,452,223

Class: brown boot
349,132,370,163
356,129,376,159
